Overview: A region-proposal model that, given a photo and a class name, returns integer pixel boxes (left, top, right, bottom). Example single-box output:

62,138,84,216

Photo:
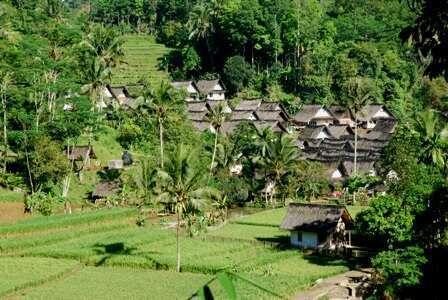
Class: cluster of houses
172,79,397,182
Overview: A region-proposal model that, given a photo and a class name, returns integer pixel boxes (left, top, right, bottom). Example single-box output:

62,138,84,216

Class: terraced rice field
0,208,349,299
111,35,170,87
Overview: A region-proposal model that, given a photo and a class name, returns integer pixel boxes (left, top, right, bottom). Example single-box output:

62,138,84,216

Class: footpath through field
293,269,371,300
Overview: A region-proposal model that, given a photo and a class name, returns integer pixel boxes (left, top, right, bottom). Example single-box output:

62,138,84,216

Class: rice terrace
0,207,353,299
1,0,447,299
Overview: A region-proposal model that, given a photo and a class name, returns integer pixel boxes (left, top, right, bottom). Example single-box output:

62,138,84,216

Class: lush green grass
231,207,286,227
17,267,209,300
112,35,170,86
0,207,351,298
0,189,24,202
0,257,80,296
207,223,288,243
0,208,136,236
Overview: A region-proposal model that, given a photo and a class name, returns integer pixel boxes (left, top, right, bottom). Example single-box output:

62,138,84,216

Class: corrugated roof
280,203,352,232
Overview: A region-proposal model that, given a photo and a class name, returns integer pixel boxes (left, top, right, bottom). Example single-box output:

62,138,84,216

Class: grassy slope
1,208,349,299
111,35,170,87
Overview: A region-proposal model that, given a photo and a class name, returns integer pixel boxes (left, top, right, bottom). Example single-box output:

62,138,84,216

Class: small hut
280,203,353,249
91,181,120,201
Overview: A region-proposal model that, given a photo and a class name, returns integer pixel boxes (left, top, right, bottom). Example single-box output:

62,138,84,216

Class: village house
65,145,96,164
281,203,353,250
293,105,335,127
356,105,394,129
102,85,138,109
171,81,200,101
196,79,226,101
91,181,120,202
329,106,355,127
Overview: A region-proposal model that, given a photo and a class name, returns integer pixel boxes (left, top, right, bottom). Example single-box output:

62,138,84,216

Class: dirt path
0,202,28,224
293,269,372,300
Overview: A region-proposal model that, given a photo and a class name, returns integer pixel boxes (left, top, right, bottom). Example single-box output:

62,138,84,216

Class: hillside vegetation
111,35,170,86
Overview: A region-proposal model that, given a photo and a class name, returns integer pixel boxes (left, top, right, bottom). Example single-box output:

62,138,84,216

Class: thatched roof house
196,79,226,101
65,145,96,161
280,203,353,249
357,105,395,129
328,106,355,127
293,105,335,127
171,81,200,101
92,181,120,200
191,121,211,132
186,102,208,112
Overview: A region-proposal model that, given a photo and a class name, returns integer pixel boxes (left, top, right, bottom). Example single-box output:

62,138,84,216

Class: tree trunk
159,120,164,168
2,97,7,173
354,114,358,177
24,135,34,194
176,205,181,272
268,181,276,208
209,132,218,176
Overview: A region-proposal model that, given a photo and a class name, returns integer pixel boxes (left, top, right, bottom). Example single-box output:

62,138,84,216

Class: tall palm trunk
159,119,164,168
176,205,181,272
210,132,218,176
2,97,7,173
353,114,358,205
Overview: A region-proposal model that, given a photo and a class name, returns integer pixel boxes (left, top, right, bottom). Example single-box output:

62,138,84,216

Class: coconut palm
187,2,216,65
155,145,218,272
254,134,300,207
346,77,373,176
138,81,183,168
204,103,228,175
414,109,448,169
80,24,124,69
81,57,111,111
0,71,12,172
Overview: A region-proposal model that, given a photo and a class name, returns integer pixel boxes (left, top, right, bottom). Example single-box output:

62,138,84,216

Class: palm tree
155,145,218,272
187,2,215,66
254,134,300,207
80,24,124,69
81,57,111,111
138,81,183,168
0,71,12,173
414,109,448,169
346,77,373,176
204,104,228,176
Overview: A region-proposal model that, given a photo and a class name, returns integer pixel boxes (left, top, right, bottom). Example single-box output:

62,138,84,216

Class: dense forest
0,0,447,298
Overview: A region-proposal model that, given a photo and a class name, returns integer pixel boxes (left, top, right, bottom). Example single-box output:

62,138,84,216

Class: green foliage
372,246,427,296
356,195,414,247
223,56,254,95
117,120,144,149
24,192,60,216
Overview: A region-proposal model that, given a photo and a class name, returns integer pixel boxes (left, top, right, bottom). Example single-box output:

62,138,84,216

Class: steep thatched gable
280,203,353,232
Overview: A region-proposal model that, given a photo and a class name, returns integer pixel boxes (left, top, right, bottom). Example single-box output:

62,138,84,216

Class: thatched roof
258,101,283,111
253,121,286,133
233,100,261,111
188,111,208,121
298,126,331,140
230,111,258,121
187,102,207,112
293,105,333,123
341,160,376,176
357,105,394,122
328,106,353,120
326,125,353,139
359,130,392,141
280,203,353,232
171,81,195,89
220,121,241,134
372,119,397,134
206,100,232,113
65,145,96,161
92,181,120,199
255,111,287,122
196,79,225,94
191,121,211,132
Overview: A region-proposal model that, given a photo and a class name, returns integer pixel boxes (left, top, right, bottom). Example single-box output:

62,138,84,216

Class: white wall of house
316,131,329,139
331,169,343,180
207,91,225,101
